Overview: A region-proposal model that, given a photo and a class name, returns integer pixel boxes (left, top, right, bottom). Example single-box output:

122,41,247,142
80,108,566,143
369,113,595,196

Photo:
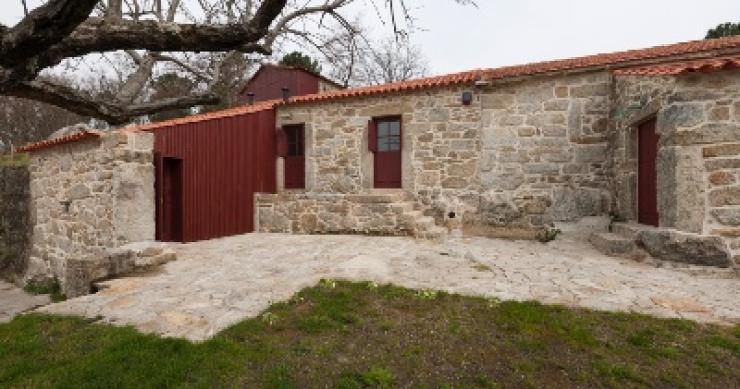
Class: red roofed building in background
238,64,343,104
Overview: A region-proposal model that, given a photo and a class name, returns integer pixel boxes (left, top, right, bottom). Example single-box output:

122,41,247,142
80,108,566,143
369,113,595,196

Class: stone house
257,38,740,268
4,37,740,296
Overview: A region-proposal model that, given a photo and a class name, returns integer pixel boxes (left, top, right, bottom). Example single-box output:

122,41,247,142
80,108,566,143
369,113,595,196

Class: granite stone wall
25,132,156,293
256,192,416,236
267,72,612,237
0,165,31,281
473,72,611,233
610,70,740,265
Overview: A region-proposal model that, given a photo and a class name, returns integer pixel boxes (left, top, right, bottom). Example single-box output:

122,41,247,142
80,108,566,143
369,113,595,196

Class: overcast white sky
2,0,738,75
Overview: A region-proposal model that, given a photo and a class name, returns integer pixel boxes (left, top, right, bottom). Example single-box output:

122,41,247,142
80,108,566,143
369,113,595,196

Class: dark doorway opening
284,124,305,189
373,117,402,188
638,118,659,227
158,157,184,242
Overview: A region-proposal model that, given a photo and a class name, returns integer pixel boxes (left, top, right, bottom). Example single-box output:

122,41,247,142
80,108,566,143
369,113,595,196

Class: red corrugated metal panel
240,65,320,102
154,109,276,242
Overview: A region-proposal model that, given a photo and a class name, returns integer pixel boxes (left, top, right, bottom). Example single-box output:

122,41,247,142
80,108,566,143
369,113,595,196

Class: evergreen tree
279,51,322,74
706,22,740,39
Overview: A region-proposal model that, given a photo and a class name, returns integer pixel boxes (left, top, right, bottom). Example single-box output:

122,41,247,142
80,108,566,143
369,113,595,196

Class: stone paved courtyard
37,232,740,341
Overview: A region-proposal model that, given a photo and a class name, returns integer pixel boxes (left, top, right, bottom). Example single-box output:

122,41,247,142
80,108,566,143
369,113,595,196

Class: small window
285,125,304,156
375,118,401,152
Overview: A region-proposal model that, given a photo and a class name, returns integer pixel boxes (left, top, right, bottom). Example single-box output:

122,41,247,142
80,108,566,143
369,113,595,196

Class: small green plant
415,289,439,300
366,281,379,290
338,367,395,388
261,312,279,327
23,277,65,302
537,227,561,243
319,278,337,289
288,294,305,305
609,212,627,232
486,297,502,308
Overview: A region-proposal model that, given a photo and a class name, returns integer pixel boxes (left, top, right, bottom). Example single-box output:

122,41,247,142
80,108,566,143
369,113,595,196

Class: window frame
373,116,402,153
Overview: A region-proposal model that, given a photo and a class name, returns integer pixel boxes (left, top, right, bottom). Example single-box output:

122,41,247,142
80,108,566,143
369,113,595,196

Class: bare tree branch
0,0,471,127
8,80,218,124
1,0,99,67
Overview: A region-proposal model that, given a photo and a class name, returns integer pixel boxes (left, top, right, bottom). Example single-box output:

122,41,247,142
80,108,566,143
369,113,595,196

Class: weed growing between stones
538,227,562,243
23,277,65,302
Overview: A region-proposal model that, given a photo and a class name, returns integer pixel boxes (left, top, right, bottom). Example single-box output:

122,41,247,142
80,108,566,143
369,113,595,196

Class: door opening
283,124,305,189
637,118,659,227
373,117,402,188
159,157,184,242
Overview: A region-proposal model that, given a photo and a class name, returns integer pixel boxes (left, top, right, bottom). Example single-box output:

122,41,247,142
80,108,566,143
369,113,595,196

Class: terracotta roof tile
285,36,740,105
19,37,740,152
613,56,740,76
283,69,487,104
124,99,280,133
15,130,105,153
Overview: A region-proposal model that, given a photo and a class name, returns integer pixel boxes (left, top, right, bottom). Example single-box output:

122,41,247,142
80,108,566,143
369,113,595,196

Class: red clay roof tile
17,36,740,152
613,56,740,76
15,129,106,153
285,36,740,105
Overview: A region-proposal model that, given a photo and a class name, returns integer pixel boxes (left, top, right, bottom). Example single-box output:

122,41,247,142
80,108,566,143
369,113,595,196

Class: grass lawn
1,281,738,388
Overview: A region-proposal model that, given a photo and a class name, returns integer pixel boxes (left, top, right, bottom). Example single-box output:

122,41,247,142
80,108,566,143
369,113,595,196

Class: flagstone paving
38,232,739,341
0,280,50,323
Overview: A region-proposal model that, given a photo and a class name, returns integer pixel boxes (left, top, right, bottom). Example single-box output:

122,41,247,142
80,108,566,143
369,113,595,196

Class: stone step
415,216,436,230
346,192,407,204
416,226,447,241
390,202,416,213
611,222,646,239
589,232,638,256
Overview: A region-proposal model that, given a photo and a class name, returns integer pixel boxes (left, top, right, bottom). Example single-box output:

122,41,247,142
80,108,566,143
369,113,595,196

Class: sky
2,0,738,76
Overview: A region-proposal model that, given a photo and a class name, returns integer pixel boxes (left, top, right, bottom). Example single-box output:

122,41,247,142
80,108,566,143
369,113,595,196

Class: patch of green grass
1,281,738,388
23,278,66,302
337,367,395,388
593,360,644,383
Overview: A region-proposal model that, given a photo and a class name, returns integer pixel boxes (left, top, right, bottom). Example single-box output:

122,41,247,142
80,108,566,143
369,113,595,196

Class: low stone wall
256,192,416,236
0,164,31,281
26,131,156,294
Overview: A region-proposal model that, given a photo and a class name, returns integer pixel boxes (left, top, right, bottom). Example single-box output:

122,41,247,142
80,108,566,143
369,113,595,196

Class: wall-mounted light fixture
281,87,290,101
60,200,71,213
461,91,473,106
246,92,255,105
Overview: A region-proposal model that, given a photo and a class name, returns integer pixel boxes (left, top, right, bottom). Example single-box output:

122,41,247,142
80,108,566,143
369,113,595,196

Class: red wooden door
160,157,184,242
373,117,402,188
283,125,305,189
638,118,659,227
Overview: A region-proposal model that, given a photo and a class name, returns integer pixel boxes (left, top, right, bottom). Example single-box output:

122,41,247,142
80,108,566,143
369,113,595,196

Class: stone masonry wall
0,165,31,281
611,70,740,264
266,72,612,237
26,132,155,292
256,192,416,236
473,72,611,234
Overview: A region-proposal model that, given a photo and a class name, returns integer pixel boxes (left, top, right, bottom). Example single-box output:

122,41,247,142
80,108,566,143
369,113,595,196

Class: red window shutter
276,127,288,157
368,120,378,153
